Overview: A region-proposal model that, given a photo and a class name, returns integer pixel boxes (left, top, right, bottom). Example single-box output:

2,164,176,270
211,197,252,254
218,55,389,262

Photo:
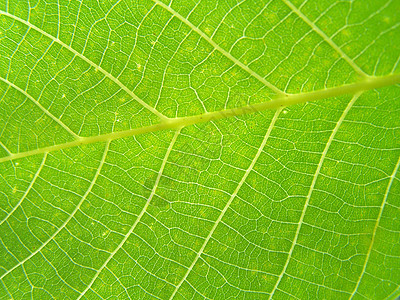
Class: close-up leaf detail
0,0,399,299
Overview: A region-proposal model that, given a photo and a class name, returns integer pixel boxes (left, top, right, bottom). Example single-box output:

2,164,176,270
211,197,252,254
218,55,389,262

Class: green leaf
0,0,399,299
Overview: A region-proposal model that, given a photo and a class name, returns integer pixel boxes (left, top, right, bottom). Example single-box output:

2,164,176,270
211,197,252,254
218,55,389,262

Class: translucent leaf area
0,0,399,299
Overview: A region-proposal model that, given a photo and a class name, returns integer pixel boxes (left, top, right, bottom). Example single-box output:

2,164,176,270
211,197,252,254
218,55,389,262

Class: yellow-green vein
349,154,400,299
0,73,398,164
0,77,80,139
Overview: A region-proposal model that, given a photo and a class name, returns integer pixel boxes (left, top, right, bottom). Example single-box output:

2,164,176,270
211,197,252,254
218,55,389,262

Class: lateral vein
169,109,282,299
268,92,362,298
152,0,285,95
0,142,110,280
282,0,369,78
0,77,80,139
77,129,181,299
0,10,167,120
0,153,47,226
349,154,400,299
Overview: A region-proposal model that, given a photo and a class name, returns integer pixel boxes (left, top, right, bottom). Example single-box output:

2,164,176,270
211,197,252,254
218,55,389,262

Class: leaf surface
0,0,399,299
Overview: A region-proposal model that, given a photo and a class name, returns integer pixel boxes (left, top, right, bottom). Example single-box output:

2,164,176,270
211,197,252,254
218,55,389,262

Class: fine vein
0,77,80,139
78,129,181,299
0,153,47,226
0,142,110,280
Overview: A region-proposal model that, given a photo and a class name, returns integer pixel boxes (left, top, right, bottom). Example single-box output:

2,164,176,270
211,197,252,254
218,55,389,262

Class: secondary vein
268,92,362,298
169,109,282,299
77,129,181,299
282,0,369,78
152,0,285,96
0,142,110,280
349,154,400,299
0,77,80,139
0,10,167,120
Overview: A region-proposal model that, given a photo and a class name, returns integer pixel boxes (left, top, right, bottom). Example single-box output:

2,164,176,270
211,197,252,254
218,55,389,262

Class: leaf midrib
1,73,399,163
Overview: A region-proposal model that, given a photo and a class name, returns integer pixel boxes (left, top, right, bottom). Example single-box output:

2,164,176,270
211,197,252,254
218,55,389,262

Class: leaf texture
0,0,399,299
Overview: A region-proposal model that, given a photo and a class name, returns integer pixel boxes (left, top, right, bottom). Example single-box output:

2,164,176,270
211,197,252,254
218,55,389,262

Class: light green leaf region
0,0,399,299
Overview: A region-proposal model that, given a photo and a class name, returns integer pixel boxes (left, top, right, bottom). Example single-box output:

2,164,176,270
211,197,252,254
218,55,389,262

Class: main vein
0,73,399,164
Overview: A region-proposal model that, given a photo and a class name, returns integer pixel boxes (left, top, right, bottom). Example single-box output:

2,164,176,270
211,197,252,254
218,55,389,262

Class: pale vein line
169,109,282,299
0,280,11,299
152,0,285,96
384,285,400,300
268,92,362,298
0,11,167,120
282,0,369,78
0,141,12,155
0,153,47,226
0,141,110,280
77,129,181,299
0,77,80,139
349,154,400,299
0,73,398,164
56,0,60,40
40,250,82,295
